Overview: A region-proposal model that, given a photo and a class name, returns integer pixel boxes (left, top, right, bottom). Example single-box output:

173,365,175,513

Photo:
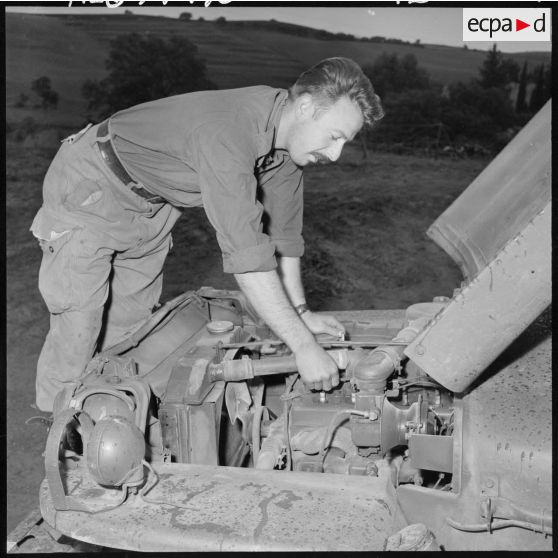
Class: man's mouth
310,153,328,165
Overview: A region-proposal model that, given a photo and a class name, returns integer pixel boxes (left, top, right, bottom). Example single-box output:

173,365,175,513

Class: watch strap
294,303,310,316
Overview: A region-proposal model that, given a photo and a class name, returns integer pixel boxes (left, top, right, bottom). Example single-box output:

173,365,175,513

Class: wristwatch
294,303,310,316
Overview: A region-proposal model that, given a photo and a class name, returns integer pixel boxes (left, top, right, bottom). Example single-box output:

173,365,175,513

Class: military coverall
31,86,304,412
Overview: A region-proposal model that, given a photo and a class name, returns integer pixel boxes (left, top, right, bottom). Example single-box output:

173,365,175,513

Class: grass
6,12,550,126
299,146,486,309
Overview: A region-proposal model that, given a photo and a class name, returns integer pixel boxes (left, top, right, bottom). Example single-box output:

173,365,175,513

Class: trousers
31,123,182,412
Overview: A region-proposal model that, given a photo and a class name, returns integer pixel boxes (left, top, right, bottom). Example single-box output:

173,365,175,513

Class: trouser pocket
37,229,77,314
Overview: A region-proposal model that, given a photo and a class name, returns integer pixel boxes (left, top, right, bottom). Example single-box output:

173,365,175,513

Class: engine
45,290,456,511
275,364,454,485
248,331,454,489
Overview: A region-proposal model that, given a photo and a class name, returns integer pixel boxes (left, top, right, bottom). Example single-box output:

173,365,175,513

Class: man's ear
295,93,315,120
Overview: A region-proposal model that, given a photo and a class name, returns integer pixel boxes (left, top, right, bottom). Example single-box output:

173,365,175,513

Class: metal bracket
479,474,499,533
44,409,95,512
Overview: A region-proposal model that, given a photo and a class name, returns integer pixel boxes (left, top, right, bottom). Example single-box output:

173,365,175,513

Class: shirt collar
256,90,289,167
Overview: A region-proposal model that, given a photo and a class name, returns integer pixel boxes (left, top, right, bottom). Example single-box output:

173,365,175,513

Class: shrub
363,52,430,100
11,117,39,142
82,33,216,119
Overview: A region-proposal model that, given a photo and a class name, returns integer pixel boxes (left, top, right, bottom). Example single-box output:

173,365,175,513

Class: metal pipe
447,517,552,535
487,497,553,532
255,413,286,470
216,339,409,350
349,318,430,394
209,349,350,383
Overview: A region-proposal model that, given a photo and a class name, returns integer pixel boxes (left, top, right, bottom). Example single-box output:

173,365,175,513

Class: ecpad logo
463,8,551,42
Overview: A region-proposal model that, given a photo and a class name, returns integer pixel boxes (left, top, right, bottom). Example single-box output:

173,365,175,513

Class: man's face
286,95,364,167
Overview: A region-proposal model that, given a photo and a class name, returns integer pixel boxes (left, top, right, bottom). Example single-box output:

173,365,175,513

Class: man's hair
289,57,384,127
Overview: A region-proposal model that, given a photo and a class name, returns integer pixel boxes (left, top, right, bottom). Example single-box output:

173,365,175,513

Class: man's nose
327,141,344,162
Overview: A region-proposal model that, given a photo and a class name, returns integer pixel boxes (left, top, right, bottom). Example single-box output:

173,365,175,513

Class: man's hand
301,311,345,338
233,270,342,391
294,341,340,391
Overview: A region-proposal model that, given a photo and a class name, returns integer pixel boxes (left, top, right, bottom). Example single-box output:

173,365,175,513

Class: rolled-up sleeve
259,158,305,258
194,116,277,274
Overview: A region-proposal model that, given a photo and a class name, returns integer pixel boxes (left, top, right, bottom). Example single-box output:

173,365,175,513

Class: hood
404,101,551,393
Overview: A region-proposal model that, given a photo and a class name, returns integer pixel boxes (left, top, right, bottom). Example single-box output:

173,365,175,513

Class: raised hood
404,101,551,393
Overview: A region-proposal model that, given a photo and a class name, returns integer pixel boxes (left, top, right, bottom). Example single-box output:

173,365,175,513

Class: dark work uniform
30,86,304,412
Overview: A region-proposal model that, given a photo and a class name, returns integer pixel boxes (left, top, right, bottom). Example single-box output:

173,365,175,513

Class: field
6,12,550,126
7,9,501,536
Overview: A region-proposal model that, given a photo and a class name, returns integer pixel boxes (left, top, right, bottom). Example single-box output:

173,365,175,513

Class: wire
83,459,153,514
282,374,298,471
139,460,220,512
320,409,369,470
85,487,130,515
432,473,445,490
139,459,160,497
447,517,552,535
400,380,441,389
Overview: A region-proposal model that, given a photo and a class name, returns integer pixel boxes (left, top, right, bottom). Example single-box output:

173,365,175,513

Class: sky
5,2,553,53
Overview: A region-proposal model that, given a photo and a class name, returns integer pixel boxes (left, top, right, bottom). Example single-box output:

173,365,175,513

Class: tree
82,33,216,119
14,92,29,108
478,44,519,89
515,61,528,113
543,64,552,100
378,88,445,146
529,64,547,113
31,76,52,99
31,76,59,110
363,52,430,100
179,12,192,21
43,90,59,110
442,81,516,145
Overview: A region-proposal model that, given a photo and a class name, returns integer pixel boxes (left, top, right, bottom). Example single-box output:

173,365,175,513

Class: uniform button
49,246,54,253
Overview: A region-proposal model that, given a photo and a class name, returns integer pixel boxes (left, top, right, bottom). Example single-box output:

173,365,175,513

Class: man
31,57,384,413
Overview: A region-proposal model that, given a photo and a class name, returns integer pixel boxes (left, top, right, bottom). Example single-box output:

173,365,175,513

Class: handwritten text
68,1,232,8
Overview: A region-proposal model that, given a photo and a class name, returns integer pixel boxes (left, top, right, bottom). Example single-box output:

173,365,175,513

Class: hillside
6,12,551,126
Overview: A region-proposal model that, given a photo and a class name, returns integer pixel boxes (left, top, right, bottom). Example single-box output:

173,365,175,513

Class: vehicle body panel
427,101,551,281
40,456,403,551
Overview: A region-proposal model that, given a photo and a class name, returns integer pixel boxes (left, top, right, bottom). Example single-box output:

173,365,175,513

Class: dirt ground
6,139,486,535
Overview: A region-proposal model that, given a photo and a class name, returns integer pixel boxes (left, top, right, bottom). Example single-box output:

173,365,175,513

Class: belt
95,120,165,204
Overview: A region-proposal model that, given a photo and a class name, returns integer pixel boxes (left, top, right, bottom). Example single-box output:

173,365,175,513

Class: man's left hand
301,311,345,338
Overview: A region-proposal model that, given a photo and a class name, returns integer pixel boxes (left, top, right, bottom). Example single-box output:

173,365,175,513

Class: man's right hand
294,341,340,391
234,270,340,391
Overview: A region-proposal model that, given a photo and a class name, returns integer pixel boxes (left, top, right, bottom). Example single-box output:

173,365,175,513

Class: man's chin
291,155,310,167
